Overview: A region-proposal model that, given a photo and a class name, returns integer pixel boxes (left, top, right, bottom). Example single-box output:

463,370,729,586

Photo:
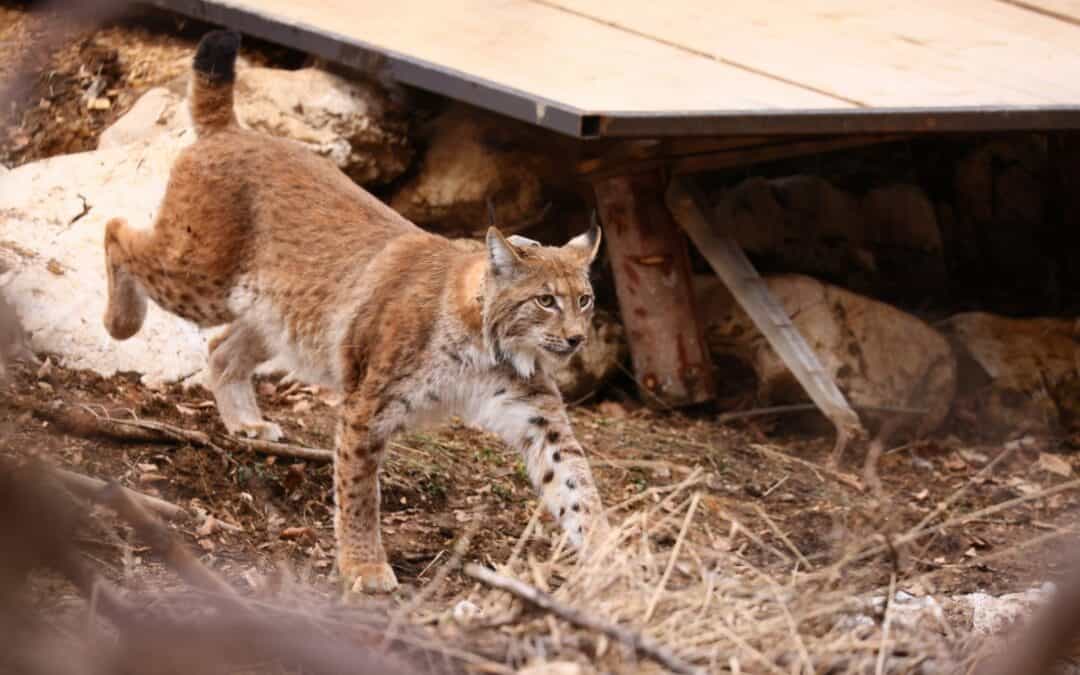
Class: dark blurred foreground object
973,544,1080,675
0,458,464,674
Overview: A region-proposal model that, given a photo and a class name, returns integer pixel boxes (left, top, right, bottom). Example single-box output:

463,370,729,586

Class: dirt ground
3,3,1080,672
4,352,1079,605
3,348,1080,672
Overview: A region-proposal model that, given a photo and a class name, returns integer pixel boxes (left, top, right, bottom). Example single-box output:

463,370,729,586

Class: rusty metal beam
592,171,715,408
666,176,866,461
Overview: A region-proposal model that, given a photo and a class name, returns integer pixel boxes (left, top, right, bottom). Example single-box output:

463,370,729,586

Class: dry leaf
197,538,216,552
1038,452,1073,478
914,489,929,501
944,454,967,472
283,463,305,491
196,516,217,537
596,401,628,419
175,403,199,416
279,526,315,542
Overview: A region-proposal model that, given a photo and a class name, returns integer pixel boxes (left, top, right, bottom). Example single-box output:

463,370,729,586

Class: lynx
102,31,609,593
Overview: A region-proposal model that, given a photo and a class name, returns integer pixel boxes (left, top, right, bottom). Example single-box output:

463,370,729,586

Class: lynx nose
566,334,585,349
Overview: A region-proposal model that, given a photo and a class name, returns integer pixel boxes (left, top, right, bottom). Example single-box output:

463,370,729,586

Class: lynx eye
536,294,556,309
579,294,593,309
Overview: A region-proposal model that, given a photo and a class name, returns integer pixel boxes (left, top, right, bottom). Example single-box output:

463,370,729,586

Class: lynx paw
233,420,283,442
341,561,399,596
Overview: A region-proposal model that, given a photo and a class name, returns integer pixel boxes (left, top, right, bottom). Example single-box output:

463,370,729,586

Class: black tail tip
193,29,241,82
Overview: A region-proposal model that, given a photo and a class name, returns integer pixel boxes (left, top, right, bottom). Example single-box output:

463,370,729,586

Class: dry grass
437,466,1077,674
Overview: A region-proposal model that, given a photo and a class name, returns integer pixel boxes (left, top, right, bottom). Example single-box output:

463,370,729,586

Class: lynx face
483,225,602,378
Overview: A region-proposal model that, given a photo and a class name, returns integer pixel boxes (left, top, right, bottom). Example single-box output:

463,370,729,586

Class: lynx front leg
334,392,399,594
207,323,282,441
480,380,610,550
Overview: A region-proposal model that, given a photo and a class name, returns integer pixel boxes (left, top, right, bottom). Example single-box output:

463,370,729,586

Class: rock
390,105,564,236
840,590,948,633
97,87,187,149
952,136,1055,302
940,312,1080,434
517,662,586,675
0,283,34,381
860,183,947,290
553,310,627,403
451,600,483,626
0,130,209,385
955,583,1057,637
696,274,957,436
99,66,412,186
955,136,1046,230
841,585,1057,642
709,176,945,293
711,175,871,285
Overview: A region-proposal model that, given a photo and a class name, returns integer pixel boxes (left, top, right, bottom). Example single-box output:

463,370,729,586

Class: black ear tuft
565,215,602,265
193,30,242,82
486,226,523,277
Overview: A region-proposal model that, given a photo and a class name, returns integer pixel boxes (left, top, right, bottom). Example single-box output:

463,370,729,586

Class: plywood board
1003,0,1080,22
544,0,1080,107
198,0,843,112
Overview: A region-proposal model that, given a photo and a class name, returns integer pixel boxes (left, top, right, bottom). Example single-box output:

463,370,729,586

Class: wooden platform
151,0,1080,137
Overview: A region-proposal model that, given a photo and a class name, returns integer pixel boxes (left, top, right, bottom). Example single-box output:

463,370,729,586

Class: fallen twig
465,563,702,675
16,394,334,462
749,443,862,490
54,466,187,521
717,403,928,425
95,480,237,597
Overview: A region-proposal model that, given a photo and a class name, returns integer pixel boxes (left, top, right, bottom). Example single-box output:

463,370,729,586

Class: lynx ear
486,227,523,277
565,212,602,265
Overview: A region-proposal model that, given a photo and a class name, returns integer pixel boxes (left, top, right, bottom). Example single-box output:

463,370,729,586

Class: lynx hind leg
207,323,283,441
334,391,399,595
103,218,149,340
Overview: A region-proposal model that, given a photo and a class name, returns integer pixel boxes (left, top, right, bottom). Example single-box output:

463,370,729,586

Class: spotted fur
102,30,610,594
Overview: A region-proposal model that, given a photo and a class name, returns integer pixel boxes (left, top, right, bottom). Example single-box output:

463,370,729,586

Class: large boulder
941,312,1080,434
708,175,946,293
859,183,947,290
696,274,957,436
389,105,569,237
99,66,412,186
0,130,209,385
951,136,1055,304
710,175,870,284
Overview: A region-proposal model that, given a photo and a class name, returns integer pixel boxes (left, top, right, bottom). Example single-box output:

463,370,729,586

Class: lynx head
483,217,602,380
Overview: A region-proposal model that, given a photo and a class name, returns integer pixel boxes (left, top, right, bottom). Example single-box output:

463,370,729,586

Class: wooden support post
592,170,715,408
